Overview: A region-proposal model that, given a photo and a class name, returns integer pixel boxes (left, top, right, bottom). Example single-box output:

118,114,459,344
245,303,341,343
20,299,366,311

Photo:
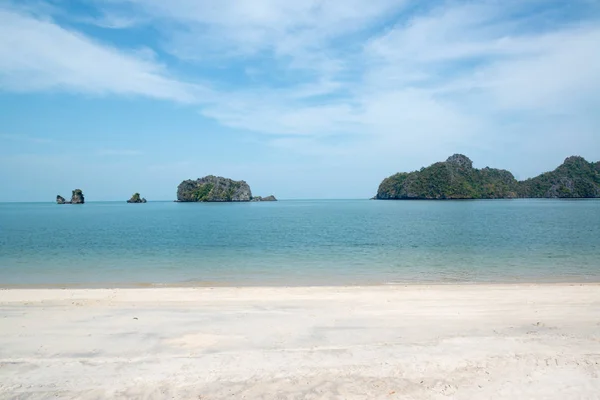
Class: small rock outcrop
56,189,85,204
71,189,85,204
127,193,147,203
177,176,253,202
251,195,277,202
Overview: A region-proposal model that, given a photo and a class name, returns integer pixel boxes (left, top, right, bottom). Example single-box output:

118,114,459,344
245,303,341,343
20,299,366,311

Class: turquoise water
0,200,599,286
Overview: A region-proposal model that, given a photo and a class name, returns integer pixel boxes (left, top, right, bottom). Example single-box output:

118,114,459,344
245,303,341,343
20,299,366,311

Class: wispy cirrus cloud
118,0,407,58
0,133,55,144
191,0,600,169
0,0,599,183
0,7,204,103
78,12,143,30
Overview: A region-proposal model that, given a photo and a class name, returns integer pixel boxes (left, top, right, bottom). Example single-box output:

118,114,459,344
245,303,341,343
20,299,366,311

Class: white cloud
79,12,143,30
474,28,600,112
121,0,406,56
0,133,54,144
0,8,203,102
0,0,599,182
193,0,600,166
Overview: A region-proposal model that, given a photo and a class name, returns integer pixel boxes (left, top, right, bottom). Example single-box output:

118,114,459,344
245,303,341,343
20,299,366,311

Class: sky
0,0,599,201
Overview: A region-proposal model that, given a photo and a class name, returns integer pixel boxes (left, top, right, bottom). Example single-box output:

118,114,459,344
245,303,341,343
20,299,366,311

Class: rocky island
56,189,85,204
251,195,277,202
375,154,600,200
127,193,147,203
177,175,277,202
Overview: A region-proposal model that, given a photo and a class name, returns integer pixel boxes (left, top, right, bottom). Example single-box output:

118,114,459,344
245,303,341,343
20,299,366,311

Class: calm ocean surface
1,200,599,286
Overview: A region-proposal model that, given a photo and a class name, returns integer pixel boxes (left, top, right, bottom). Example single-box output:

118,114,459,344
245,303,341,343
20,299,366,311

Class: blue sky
1,0,599,201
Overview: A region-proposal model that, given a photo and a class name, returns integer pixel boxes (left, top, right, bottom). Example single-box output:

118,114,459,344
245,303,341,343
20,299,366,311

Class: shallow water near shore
0,199,599,286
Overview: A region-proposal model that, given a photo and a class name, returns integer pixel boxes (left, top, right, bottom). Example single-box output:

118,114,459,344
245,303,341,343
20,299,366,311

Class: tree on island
375,154,600,200
127,193,147,203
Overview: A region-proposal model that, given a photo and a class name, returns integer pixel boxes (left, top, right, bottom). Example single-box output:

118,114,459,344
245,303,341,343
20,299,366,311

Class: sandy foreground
0,285,599,399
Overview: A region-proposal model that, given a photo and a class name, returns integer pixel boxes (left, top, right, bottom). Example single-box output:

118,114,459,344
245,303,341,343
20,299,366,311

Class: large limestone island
177,175,277,202
56,189,85,204
376,154,600,200
127,193,147,203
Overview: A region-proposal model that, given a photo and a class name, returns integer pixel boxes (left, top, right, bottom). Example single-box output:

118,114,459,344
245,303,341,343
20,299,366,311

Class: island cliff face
56,189,85,204
177,176,253,202
376,155,600,199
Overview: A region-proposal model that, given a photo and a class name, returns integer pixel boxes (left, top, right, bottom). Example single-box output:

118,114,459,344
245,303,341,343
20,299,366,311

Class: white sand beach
1,285,599,399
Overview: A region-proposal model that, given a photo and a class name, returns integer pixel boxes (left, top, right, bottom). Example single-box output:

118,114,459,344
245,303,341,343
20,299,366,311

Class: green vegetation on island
517,156,600,198
177,176,277,202
127,193,147,203
376,154,600,200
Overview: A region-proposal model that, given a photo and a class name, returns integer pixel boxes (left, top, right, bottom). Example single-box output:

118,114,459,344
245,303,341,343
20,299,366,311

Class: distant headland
375,154,600,200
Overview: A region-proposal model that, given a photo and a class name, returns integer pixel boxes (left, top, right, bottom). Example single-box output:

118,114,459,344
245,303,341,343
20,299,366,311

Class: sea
1,199,599,287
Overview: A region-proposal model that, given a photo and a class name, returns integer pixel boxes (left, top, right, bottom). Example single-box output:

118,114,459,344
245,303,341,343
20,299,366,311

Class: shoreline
2,279,600,290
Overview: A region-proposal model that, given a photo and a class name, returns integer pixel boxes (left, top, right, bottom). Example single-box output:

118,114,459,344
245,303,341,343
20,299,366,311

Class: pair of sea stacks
56,189,84,204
